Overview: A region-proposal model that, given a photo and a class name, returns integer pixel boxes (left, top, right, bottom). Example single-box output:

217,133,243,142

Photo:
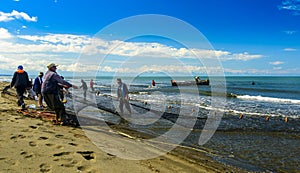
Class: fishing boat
171,79,209,86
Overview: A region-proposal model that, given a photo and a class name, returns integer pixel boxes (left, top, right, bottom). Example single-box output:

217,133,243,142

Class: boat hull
171,80,209,86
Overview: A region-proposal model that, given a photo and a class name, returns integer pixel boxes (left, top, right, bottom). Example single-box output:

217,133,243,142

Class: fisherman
152,79,156,87
90,79,94,92
117,78,131,115
42,63,78,125
10,65,31,110
80,79,88,100
33,72,44,108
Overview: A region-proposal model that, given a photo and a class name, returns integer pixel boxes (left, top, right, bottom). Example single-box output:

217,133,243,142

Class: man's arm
53,74,78,89
10,72,17,87
25,72,31,88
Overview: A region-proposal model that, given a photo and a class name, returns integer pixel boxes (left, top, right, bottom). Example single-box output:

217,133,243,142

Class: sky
0,0,299,76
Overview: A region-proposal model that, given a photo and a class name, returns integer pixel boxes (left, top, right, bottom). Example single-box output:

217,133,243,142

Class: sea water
2,75,299,172
72,76,300,119
72,75,300,172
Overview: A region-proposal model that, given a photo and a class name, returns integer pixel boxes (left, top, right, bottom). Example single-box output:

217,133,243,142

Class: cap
38,72,44,76
47,63,58,69
17,65,23,70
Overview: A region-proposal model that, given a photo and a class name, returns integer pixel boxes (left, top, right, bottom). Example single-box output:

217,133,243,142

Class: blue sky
0,0,299,76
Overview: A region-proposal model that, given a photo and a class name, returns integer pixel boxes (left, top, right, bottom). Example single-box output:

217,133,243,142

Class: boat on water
171,78,209,86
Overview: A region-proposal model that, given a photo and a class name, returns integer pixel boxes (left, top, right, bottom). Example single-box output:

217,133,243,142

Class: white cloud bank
269,61,284,65
0,28,264,74
0,10,37,22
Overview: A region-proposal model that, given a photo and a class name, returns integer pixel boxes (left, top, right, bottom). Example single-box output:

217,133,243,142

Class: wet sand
0,82,246,173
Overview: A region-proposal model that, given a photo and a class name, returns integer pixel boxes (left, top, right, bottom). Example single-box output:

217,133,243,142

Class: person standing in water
117,78,131,115
80,79,88,100
90,79,95,92
152,79,156,87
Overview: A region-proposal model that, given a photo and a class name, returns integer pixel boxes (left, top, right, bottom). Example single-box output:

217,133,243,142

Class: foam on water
237,95,300,104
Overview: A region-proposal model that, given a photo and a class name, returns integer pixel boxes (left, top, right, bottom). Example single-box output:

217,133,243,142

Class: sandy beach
0,82,246,173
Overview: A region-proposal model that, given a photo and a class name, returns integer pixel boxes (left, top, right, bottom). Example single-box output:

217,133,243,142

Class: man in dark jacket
42,63,78,124
33,72,44,108
10,65,31,110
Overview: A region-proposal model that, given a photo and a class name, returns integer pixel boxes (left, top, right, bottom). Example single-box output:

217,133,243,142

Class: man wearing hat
10,65,31,110
42,63,78,125
33,72,44,108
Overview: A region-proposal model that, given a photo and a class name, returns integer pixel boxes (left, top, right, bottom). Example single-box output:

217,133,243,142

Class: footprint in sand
38,136,48,140
53,152,73,163
39,163,51,172
55,134,64,138
68,142,78,146
24,154,33,159
20,151,34,159
53,151,71,157
42,130,55,134
77,165,93,172
29,125,37,129
10,134,26,140
45,143,54,147
20,151,26,155
77,151,95,161
29,141,37,147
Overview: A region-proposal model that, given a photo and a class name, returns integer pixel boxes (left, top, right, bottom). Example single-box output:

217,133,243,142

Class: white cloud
225,67,300,75
224,68,274,75
82,39,263,61
283,30,297,35
14,32,263,62
63,64,205,74
0,28,13,39
225,52,263,61
0,53,71,72
284,48,297,51
269,61,284,65
278,0,300,15
0,10,37,22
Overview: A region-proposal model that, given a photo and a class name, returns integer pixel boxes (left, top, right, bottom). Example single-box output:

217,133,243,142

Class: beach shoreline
0,82,246,173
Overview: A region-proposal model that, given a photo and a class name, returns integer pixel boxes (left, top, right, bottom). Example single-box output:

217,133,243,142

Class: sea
1,75,300,172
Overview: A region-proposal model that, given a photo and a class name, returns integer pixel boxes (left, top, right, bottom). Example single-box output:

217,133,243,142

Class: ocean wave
237,95,300,104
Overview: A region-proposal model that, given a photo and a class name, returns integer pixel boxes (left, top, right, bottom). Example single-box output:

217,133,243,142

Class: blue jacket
33,77,43,93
